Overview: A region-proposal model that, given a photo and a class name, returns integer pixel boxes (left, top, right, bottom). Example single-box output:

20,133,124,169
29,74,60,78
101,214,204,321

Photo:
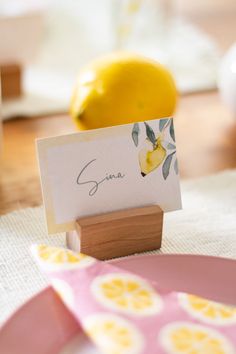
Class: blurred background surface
1,0,235,118
0,0,236,213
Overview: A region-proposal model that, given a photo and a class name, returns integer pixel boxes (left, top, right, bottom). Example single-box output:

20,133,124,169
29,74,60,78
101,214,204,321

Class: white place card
37,117,181,233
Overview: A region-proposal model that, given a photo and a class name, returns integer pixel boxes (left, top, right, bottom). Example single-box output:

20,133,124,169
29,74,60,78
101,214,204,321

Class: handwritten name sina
76,159,125,196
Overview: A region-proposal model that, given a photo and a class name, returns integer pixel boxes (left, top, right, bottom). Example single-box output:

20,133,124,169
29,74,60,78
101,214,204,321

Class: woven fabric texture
1,170,236,324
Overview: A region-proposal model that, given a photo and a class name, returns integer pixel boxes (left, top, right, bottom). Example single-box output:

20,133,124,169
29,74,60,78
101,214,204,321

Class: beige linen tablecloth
1,170,236,324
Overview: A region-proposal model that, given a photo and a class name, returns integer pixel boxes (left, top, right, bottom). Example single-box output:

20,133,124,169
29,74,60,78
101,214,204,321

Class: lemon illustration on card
138,136,166,176
132,118,178,179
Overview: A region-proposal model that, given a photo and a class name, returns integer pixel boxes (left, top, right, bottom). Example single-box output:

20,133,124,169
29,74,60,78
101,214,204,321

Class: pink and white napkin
31,245,236,354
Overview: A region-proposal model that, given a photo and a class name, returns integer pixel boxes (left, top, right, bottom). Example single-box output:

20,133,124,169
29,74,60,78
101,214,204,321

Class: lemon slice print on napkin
91,273,162,316
84,313,144,354
31,244,95,271
179,293,236,326
159,322,235,354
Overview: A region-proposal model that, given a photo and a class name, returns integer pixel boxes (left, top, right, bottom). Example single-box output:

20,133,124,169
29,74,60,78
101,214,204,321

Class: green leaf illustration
132,123,140,147
162,151,175,180
159,118,170,132
170,119,175,142
174,158,178,174
144,122,156,145
167,143,176,150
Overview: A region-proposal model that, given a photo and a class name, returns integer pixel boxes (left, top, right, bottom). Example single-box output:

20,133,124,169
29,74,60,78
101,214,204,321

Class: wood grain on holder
75,205,163,260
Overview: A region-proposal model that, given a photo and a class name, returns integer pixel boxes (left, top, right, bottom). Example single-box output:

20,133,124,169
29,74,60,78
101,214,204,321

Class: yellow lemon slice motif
31,244,95,271
51,278,74,311
159,322,234,354
91,273,162,316
84,313,144,354
138,137,167,176
179,294,236,326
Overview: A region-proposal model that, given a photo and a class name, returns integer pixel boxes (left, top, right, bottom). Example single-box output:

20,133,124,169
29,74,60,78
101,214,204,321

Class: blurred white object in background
1,0,220,120
34,0,219,94
218,43,236,116
112,0,219,93
0,0,44,65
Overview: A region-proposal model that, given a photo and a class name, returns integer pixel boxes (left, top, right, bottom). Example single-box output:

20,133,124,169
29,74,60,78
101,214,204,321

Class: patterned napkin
31,245,236,354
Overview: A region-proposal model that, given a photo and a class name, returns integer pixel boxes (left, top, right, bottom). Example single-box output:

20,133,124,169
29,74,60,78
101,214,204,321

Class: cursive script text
76,159,125,196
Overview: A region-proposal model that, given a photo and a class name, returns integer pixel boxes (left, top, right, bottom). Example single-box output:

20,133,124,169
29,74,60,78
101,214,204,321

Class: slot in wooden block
0,64,22,100
73,205,163,260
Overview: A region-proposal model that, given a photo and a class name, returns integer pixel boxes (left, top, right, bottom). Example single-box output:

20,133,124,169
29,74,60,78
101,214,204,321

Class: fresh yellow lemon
70,52,177,130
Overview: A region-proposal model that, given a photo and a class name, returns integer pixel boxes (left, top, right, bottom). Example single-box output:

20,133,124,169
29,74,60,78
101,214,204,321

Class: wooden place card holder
66,205,163,260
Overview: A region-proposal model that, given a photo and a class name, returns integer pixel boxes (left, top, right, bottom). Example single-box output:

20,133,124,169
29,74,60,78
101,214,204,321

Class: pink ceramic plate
1,254,236,354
